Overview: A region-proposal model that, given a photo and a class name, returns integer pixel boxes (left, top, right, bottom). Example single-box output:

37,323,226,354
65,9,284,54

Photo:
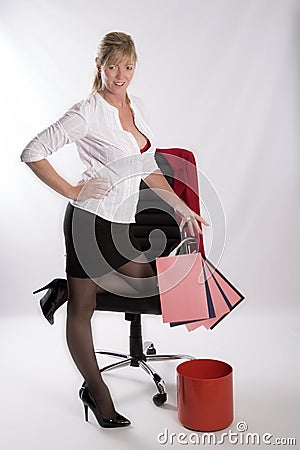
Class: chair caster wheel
146,344,156,355
153,393,167,406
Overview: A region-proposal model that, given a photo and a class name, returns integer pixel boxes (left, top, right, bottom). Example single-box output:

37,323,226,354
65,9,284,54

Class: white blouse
20,91,160,223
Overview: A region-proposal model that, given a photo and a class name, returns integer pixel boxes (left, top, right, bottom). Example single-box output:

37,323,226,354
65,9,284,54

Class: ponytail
91,68,102,94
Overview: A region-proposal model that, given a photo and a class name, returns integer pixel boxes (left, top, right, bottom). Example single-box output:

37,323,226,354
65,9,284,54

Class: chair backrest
130,152,181,272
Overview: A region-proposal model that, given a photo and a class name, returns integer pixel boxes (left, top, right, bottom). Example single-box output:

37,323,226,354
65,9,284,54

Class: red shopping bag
185,256,244,330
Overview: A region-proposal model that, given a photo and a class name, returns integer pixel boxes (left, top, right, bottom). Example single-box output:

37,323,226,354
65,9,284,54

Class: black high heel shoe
79,386,131,428
33,278,68,325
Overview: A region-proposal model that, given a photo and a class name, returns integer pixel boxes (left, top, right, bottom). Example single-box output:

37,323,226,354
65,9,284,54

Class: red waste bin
177,359,233,431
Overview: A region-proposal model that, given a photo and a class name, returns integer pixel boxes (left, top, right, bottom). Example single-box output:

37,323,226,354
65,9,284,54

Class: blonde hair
91,31,137,94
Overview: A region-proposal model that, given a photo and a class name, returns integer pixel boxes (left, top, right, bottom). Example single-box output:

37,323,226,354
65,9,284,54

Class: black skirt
63,203,142,278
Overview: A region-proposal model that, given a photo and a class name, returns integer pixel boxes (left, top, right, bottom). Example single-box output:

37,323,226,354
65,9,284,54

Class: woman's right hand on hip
72,178,111,201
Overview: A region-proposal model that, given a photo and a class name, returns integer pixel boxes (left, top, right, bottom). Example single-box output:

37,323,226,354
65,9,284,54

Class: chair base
95,341,195,406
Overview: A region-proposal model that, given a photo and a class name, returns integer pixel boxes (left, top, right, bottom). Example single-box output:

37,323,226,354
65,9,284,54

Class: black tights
66,254,157,419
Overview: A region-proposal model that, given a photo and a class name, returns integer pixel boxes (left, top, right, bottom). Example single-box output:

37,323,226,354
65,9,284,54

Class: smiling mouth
114,82,125,86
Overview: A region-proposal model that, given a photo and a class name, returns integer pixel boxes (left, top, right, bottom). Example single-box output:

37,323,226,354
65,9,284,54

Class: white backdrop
1,0,299,316
1,1,300,449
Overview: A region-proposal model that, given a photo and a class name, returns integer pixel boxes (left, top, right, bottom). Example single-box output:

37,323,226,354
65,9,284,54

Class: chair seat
96,292,162,315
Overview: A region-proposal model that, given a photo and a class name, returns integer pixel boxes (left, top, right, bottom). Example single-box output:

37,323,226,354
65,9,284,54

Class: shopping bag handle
169,237,199,256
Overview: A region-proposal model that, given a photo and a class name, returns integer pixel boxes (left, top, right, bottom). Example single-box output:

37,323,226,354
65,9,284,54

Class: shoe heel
33,282,51,294
84,404,89,422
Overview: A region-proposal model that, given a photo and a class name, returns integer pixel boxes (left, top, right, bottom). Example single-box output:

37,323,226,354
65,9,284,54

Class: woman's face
101,59,135,96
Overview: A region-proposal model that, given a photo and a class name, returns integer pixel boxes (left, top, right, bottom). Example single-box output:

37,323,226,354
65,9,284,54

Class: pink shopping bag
157,237,245,330
169,255,244,331
156,239,211,323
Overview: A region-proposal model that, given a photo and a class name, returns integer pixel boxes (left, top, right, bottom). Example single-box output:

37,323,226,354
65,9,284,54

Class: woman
21,31,208,428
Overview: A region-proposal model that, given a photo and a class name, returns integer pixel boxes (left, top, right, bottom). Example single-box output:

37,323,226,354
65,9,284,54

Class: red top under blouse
140,138,151,153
